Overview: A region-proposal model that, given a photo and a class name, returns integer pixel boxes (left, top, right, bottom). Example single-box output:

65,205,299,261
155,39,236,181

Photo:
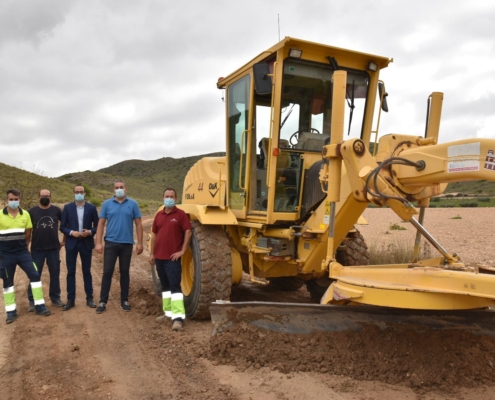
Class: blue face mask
115,189,125,198
164,198,175,208
8,201,20,209
75,194,85,202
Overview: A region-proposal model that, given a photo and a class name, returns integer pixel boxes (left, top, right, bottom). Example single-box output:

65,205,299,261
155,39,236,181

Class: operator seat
295,132,330,151
259,138,291,169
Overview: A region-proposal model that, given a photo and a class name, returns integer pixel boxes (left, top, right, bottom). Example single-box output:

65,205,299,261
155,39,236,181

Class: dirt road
1,210,495,399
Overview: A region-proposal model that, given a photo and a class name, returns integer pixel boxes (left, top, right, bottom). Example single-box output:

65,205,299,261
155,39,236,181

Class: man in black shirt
27,189,65,310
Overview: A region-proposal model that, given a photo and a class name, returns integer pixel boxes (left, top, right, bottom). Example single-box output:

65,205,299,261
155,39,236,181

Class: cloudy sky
1,0,494,177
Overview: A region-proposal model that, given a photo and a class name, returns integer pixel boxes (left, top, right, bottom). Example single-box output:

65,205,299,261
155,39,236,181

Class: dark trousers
1,251,41,289
155,259,182,294
28,249,61,302
66,241,94,301
99,241,133,304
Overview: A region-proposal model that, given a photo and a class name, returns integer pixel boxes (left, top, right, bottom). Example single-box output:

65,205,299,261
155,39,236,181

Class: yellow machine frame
178,37,495,314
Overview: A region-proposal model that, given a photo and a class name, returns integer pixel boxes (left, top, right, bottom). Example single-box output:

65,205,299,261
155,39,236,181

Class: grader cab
165,37,495,334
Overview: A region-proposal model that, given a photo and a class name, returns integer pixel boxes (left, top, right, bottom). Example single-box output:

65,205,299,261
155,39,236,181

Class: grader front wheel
182,221,232,319
305,229,369,302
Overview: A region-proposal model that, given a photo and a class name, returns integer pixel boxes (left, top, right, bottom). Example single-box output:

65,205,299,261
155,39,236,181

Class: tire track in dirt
2,210,495,399
0,223,240,399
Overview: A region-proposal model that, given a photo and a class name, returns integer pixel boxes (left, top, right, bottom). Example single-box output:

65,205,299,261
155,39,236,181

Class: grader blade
210,301,495,337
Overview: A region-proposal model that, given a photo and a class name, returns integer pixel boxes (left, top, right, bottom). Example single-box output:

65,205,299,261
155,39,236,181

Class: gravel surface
359,208,495,266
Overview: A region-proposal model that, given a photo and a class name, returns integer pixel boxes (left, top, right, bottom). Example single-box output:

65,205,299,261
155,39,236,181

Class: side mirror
253,62,272,95
378,82,389,112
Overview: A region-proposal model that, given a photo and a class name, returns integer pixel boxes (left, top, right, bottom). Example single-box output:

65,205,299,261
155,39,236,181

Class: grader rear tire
305,229,369,302
182,221,232,320
151,263,162,296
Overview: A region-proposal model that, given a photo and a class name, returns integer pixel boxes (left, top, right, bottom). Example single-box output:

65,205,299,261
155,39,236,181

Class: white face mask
115,189,125,198
8,200,20,209
164,198,176,208
75,194,85,202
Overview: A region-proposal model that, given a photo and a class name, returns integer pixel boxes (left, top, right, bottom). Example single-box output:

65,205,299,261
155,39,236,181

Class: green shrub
451,214,462,219
455,193,464,197
431,197,440,202
459,202,478,207
429,204,437,208
82,183,92,197
478,197,491,202
445,194,454,198
440,204,454,208
389,223,406,231
90,198,102,207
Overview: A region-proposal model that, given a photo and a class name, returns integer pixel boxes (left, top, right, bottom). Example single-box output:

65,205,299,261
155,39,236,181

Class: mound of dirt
132,286,162,316
208,322,495,394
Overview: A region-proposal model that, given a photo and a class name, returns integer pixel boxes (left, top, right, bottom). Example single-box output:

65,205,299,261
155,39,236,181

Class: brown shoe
172,320,183,331
51,299,66,307
156,313,170,323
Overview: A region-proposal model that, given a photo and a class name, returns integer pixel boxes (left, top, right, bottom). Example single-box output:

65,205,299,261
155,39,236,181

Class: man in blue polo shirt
95,180,143,313
0,189,51,324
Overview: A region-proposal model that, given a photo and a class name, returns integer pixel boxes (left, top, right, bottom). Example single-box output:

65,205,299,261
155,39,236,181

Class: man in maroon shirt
149,188,192,331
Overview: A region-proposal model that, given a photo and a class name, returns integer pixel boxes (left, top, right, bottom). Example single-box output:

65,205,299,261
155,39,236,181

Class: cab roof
217,36,392,89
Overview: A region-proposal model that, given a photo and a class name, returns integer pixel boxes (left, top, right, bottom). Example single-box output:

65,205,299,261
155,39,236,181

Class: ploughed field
1,208,494,400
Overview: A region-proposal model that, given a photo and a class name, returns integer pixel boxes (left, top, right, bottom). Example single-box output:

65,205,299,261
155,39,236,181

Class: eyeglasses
74,191,85,194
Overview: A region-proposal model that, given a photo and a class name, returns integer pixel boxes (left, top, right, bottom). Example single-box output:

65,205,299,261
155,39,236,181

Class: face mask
164,198,175,208
115,189,125,198
8,201,20,209
40,197,50,206
75,194,85,202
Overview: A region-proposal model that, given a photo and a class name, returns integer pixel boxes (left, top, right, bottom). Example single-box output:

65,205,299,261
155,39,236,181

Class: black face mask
40,197,50,206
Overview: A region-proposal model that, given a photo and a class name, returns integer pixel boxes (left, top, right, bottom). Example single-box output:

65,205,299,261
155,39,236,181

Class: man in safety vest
0,189,51,324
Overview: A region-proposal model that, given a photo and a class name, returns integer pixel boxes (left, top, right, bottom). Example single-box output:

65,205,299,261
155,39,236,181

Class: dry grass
368,239,432,264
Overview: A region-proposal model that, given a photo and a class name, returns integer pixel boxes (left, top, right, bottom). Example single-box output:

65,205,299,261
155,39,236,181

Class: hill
57,152,225,207
0,162,112,209
2,152,494,213
444,180,495,196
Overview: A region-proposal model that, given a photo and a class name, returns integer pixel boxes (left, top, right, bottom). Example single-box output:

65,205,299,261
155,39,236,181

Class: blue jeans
28,249,61,302
1,251,41,289
66,241,94,301
99,241,133,304
155,259,182,294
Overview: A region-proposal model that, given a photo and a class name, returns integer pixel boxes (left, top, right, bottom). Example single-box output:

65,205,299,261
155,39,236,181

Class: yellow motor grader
158,37,495,334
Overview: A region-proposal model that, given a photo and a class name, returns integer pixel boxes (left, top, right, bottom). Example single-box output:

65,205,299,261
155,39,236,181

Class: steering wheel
289,128,321,146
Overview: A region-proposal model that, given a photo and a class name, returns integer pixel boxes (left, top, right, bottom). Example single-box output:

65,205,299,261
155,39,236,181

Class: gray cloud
0,0,494,177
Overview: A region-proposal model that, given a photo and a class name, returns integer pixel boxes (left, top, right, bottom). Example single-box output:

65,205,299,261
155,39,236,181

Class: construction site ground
1,208,495,400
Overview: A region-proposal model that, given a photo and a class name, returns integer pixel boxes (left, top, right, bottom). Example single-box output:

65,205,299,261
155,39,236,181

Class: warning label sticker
448,143,480,157
448,142,480,173
448,160,479,172
484,149,495,171
323,201,330,225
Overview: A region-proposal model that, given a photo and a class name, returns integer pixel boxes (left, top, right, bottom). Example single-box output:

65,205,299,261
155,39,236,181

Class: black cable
365,157,423,204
